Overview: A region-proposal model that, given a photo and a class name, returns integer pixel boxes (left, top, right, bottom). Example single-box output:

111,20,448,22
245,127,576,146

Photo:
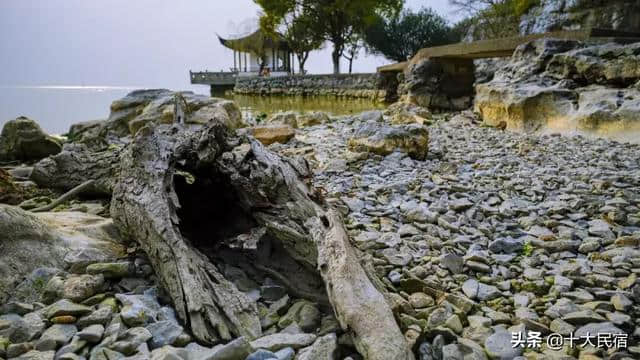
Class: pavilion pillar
291,52,295,74
233,50,237,72
244,52,247,72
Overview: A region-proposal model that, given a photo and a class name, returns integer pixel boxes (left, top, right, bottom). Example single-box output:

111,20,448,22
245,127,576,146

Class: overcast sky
0,0,459,90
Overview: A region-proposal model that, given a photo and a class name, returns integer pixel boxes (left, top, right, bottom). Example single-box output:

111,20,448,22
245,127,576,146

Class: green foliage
450,0,540,39
449,17,475,42
258,2,323,74
255,0,404,73
255,112,267,124
363,7,453,62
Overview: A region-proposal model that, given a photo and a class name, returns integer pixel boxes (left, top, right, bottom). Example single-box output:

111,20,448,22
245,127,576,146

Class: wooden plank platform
377,28,640,73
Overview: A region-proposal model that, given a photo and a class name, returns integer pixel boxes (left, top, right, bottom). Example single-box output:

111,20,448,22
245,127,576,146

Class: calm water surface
0,86,134,135
0,86,385,135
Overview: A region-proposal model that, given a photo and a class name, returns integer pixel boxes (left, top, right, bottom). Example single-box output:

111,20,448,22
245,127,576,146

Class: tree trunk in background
297,53,308,75
332,45,342,74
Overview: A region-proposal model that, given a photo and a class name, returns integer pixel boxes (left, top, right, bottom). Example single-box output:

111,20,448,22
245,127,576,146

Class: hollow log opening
173,167,256,251
173,164,330,307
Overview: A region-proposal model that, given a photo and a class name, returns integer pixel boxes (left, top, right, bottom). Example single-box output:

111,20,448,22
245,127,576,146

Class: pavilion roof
218,30,290,53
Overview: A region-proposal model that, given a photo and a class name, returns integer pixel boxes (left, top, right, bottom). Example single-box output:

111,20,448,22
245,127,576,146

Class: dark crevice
173,167,256,252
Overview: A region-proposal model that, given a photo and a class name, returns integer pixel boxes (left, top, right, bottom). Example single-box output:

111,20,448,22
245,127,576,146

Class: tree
449,0,539,39
342,35,363,74
363,7,453,63
258,4,323,75
255,0,403,74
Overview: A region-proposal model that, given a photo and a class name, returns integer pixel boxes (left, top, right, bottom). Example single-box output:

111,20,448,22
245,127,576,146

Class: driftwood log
109,122,414,360
31,180,96,212
31,143,121,196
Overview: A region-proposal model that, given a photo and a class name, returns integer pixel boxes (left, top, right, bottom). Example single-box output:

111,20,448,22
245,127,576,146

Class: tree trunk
109,122,414,360
331,44,342,74
297,53,307,75
348,57,354,74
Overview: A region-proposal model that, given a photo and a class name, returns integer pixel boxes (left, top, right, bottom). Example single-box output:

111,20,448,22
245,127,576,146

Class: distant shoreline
0,85,147,90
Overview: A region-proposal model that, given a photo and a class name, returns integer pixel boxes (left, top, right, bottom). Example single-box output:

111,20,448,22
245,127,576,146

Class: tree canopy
255,0,404,74
258,3,323,74
449,0,539,39
363,7,453,63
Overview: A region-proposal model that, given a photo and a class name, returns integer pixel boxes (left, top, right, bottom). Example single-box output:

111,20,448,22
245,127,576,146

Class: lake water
0,86,135,135
0,86,385,135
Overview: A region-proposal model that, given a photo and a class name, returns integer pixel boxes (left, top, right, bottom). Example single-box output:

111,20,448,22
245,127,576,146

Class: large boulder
111,90,244,136
296,112,329,128
0,117,62,162
0,168,24,204
400,58,475,111
475,39,640,140
267,111,299,128
0,205,126,304
384,102,432,125
66,119,110,150
249,125,296,145
348,121,429,160
72,89,245,146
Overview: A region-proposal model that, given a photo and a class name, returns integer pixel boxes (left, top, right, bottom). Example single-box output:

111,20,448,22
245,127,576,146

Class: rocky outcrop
348,121,429,160
519,0,640,35
110,89,244,136
0,117,62,162
399,58,475,111
0,205,125,304
68,90,244,150
475,39,640,139
0,168,24,205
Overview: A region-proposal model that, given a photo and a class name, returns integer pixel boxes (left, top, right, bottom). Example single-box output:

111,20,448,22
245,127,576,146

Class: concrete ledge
378,28,640,73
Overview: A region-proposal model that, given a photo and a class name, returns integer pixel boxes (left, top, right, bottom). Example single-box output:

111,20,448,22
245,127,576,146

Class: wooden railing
189,71,238,85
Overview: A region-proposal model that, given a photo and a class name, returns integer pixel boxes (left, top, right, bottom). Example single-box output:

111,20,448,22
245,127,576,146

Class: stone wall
233,73,389,102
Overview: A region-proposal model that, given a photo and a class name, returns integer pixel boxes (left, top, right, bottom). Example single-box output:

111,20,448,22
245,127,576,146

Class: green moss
521,242,534,257
107,144,121,152
513,0,540,17
32,277,46,293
